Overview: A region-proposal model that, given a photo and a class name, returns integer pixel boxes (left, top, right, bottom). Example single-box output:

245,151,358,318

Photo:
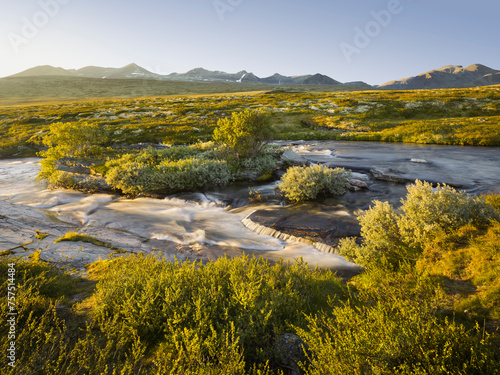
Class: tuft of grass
35,230,50,240
54,232,126,254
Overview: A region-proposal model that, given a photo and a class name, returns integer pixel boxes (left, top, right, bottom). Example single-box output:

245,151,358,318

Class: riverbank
2,139,499,273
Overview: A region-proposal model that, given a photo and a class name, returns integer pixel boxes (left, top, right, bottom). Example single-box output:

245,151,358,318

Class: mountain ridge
378,63,500,89
5,64,368,87
6,63,500,90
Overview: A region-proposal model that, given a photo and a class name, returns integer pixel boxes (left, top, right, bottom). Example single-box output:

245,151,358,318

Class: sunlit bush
89,254,347,373
213,109,274,159
105,156,232,195
298,296,500,375
338,181,500,270
277,164,351,202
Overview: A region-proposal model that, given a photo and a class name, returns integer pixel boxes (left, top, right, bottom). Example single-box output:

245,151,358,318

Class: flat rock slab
78,227,147,253
40,241,124,269
248,205,361,247
0,228,34,252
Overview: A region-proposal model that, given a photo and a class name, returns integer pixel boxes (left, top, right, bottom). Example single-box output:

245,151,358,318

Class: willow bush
213,109,274,159
277,164,351,202
338,181,500,270
298,296,500,375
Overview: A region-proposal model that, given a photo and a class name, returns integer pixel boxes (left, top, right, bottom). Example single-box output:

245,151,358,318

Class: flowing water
1,141,499,271
0,158,356,270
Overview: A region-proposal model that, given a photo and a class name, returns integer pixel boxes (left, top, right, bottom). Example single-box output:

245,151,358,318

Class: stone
67,173,112,192
55,158,95,174
244,206,361,252
39,241,126,270
349,179,369,189
281,150,308,166
275,333,307,375
370,166,413,184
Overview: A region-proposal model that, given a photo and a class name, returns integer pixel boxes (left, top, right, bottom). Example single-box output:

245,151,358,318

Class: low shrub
105,155,233,195
237,153,279,181
88,254,347,373
277,164,351,202
298,296,500,375
338,181,500,270
213,109,274,159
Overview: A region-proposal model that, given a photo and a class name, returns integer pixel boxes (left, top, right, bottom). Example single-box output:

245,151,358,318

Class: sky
0,0,499,85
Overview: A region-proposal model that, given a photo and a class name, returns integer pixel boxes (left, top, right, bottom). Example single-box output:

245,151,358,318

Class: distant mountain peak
6,63,358,87
379,63,500,89
187,67,210,74
9,65,76,78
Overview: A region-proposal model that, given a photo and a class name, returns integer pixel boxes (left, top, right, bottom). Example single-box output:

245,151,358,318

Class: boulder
55,158,95,174
370,166,413,184
349,179,368,189
275,333,307,375
66,173,112,193
281,150,308,166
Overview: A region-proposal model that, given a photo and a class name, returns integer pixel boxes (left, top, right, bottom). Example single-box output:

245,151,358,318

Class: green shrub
298,297,500,375
38,121,109,182
277,164,351,202
89,254,347,372
41,121,108,158
237,153,279,181
105,156,233,194
213,109,274,159
398,181,499,246
338,181,500,270
0,258,83,375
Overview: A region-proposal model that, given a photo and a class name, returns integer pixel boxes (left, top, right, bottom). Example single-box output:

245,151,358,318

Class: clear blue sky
1,0,498,85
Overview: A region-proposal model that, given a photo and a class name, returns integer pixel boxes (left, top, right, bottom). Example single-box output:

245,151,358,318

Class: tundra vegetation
1,86,500,373
1,86,499,159
1,186,500,374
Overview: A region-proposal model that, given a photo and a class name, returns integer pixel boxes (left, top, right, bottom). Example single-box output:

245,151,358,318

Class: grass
1,85,499,158
1,249,499,374
55,232,127,254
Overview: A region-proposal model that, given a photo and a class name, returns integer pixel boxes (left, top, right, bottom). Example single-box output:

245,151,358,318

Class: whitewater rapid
0,158,356,270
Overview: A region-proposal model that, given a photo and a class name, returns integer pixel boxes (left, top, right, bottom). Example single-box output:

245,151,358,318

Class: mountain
6,64,349,86
8,65,77,78
379,64,500,90
295,73,341,85
7,63,499,89
74,63,162,80
165,68,248,82
260,73,293,84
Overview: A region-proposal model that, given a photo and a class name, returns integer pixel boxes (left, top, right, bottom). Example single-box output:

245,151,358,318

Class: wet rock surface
2,141,499,273
245,204,361,251
0,199,202,272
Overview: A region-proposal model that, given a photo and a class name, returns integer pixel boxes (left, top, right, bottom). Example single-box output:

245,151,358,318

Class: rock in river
243,205,361,254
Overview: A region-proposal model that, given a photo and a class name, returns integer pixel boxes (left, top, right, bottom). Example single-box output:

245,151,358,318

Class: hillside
5,64,363,87
379,64,500,89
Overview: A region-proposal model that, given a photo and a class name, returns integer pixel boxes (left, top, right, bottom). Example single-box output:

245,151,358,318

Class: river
1,141,499,272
